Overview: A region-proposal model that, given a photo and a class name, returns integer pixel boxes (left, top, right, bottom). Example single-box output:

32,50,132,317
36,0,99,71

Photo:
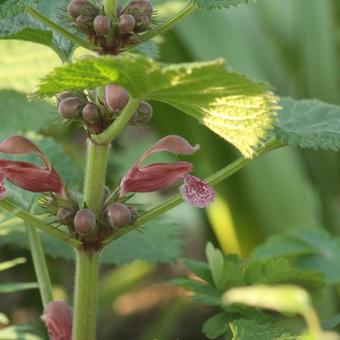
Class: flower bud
106,203,131,229
102,185,111,203
82,103,99,122
57,208,73,222
104,85,129,112
129,206,138,224
68,0,87,18
74,208,96,236
93,15,111,36
135,15,150,32
58,97,84,120
75,15,94,33
123,0,153,18
129,111,139,125
137,101,153,123
118,14,136,33
56,92,74,104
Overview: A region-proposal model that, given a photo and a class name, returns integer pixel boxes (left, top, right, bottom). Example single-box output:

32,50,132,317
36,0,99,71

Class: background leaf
194,0,254,10
0,0,39,20
275,97,340,151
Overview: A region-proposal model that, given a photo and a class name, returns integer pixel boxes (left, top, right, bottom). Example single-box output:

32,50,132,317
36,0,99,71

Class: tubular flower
0,136,64,198
120,135,216,208
42,301,73,340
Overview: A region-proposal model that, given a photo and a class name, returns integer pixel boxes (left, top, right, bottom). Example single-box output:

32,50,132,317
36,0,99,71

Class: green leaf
0,0,39,19
194,0,255,10
244,258,325,295
206,242,225,289
203,312,230,339
102,220,182,264
275,97,340,151
229,319,297,340
182,258,214,285
0,257,26,271
35,53,278,158
0,90,54,132
169,278,222,306
0,282,38,293
322,314,340,331
252,228,340,285
0,1,75,59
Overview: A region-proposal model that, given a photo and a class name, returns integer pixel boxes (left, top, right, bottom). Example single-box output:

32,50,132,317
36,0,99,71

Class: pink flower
0,136,64,198
120,135,216,208
42,301,72,340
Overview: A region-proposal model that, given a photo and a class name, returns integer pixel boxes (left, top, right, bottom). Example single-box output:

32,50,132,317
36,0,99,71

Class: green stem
72,250,100,340
25,222,54,308
303,306,322,340
92,97,141,145
0,199,80,247
26,6,100,52
83,142,110,212
104,0,117,20
141,1,196,42
102,138,284,245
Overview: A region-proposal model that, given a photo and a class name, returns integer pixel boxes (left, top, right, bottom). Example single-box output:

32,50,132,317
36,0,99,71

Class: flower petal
138,135,200,165
121,162,192,194
0,173,6,199
42,301,72,340
180,174,216,208
0,135,51,170
0,160,63,194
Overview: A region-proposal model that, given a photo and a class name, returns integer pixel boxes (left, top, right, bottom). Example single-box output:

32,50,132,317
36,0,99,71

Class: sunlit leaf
35,53,278,157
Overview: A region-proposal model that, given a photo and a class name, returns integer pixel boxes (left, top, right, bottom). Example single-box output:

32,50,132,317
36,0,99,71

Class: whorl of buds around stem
74,208,96,236
106,203,132,229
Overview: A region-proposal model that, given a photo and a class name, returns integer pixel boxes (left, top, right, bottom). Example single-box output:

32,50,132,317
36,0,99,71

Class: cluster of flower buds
56,85,153,134
67,0,154,54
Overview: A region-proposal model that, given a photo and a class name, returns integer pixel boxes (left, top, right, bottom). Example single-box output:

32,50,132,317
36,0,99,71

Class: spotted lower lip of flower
0,136,64,198
119,135,216,208
180,174,216,208
42,301,73,340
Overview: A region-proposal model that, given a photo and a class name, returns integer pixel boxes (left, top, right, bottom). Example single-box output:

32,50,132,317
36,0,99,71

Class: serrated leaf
203,312,230,339
252,228,340,285
229,319,297,340
206,242,225,289
194,0,255,10
275,97,340,151
0,1,74,60
244,258,325,295
0,282,38,293
0,0,39,19
35,53,278,158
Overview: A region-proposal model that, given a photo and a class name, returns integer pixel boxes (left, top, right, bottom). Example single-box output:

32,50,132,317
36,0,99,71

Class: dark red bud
118,14,136,33
123,0,153,18
137,101,153,123
58,97,84,120
74,208,96,236
56,92,74,104
106,203,131,229
68,0,87,18
135,15,150,32
104,85,129,112
82,103,99,122
93,15,111,36
57,208,73,222
75,15,94,33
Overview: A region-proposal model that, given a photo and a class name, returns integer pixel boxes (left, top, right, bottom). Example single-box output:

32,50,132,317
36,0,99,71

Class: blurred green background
0,0,339,339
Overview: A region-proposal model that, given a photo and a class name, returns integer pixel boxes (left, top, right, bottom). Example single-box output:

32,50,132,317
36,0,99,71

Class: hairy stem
83,142,110,213
72,250,100,340
91,97,140,145
104,0,117,20
0,199,80,247
26,7,100,52
141,1,196,42
103,138,285,245
26,222,54,308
